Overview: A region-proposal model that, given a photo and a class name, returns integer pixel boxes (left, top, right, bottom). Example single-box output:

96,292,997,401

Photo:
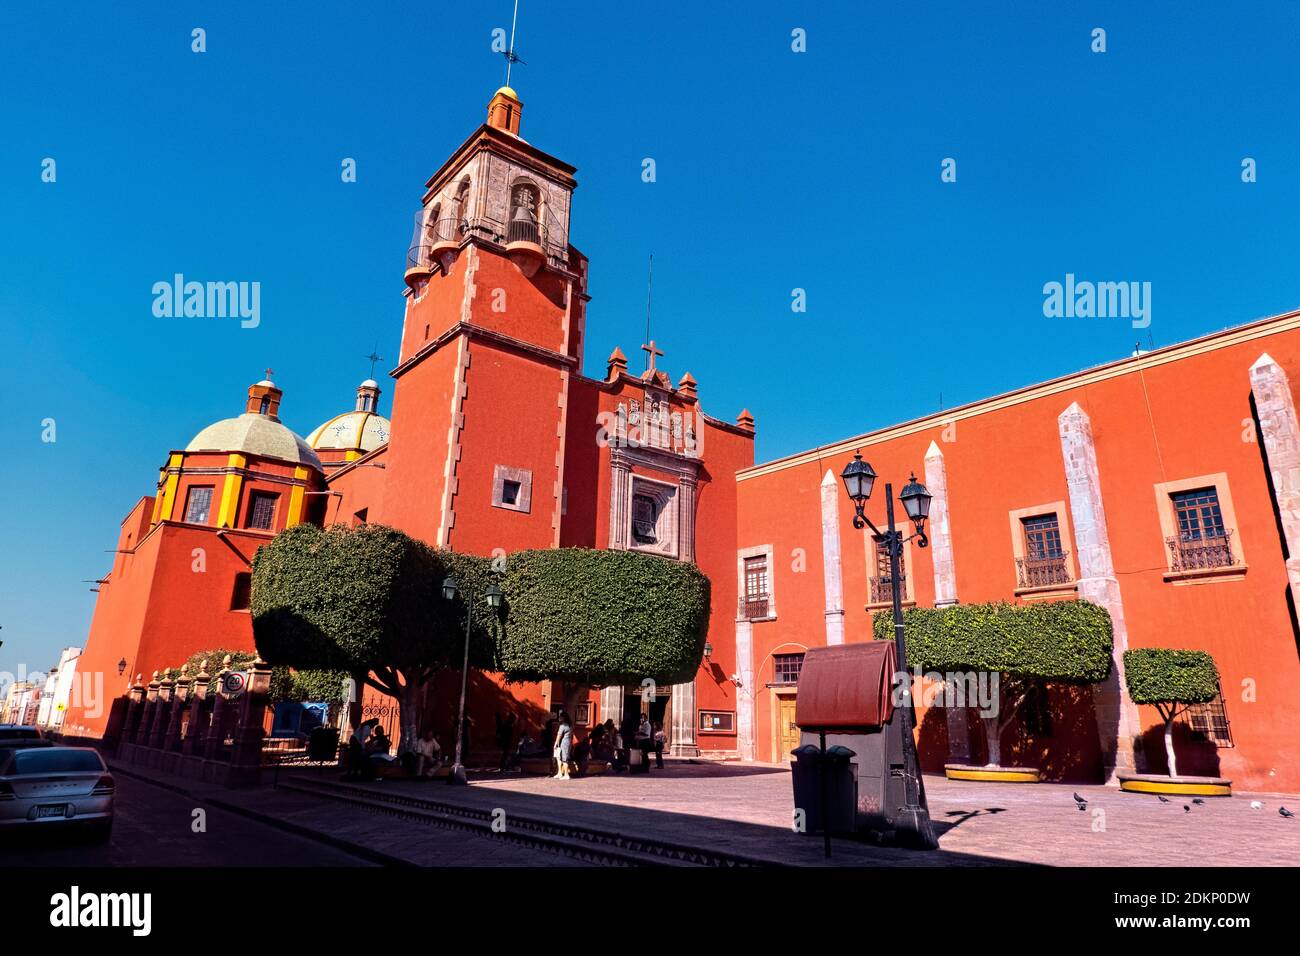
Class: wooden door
778,697,800,759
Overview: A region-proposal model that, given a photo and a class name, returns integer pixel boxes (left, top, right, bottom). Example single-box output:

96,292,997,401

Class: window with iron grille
1172,488,1226,540
1167,487,1234,571
1017,513,1071,587
772,652,804,685
183,486,214,525
247,492,278,531
631,494,658,543
869,537,906,604
1185,686,1233,747
743,555,769,618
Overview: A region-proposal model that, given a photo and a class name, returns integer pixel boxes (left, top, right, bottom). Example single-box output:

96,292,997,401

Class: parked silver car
0,745,114,842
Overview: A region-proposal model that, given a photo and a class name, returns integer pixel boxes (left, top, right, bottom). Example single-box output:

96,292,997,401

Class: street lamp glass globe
441,575,459,602
899,473,932,522
485,582,503,609
840,453,877,502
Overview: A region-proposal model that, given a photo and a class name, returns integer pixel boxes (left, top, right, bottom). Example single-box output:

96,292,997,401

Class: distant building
36,647,82,731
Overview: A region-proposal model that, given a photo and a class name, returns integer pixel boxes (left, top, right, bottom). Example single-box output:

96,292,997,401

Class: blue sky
3,1,1300,679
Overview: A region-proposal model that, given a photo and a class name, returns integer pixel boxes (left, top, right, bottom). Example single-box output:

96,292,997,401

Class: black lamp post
840,451,938,850
442,575,504,786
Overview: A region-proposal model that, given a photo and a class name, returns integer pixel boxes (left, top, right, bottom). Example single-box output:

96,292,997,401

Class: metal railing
1167,531,1235,572
1016,553,1072,588
869,575,906,605
739,595,770,620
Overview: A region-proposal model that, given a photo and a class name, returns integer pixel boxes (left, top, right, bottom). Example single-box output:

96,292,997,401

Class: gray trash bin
790,743,857,834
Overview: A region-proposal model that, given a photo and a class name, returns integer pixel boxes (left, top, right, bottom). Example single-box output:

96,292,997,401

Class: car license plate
36,805,68,819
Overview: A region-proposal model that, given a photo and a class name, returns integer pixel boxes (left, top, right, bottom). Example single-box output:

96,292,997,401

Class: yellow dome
495,86,519,100
305,411,391,454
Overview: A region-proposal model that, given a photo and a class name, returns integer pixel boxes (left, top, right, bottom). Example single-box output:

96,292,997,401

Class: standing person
495,711,516,770
635,712,653,774
653,721,666,769
553,710,573,780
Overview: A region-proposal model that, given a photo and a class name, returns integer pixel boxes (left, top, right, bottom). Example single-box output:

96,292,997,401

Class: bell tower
379,86,590,553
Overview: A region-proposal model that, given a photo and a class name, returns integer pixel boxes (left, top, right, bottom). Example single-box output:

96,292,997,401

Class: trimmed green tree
179,649,347,705
874,600,1113,767
497,548,711,715
250,523,496,751
1122,648,1220,777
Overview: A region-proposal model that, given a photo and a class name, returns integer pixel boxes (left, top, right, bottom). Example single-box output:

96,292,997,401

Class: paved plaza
276,759,1300,867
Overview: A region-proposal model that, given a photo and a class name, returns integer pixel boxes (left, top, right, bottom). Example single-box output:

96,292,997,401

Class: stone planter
1118,772,1231,797
945,763,1041,783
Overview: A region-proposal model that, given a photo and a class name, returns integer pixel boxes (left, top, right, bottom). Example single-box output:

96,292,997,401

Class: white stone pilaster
1059,401,1141,784
819,470,846,645
923,440,969,763
734,619,756,761
1249,352,1300,604
670,680,699,756
599,685,624,727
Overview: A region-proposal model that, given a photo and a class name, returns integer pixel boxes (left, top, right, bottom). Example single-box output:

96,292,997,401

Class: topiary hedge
1122,648,1220,777
498,548,711,690
250,523,496,749
874,600,1113,767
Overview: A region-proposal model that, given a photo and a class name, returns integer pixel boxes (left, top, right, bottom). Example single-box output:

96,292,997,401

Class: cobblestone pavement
325,760,1300,866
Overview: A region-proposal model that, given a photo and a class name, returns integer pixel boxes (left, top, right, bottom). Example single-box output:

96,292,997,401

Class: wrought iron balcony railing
1167,531,1235,572
869,575,906,605
739,595,770,620
1015,553,1072,589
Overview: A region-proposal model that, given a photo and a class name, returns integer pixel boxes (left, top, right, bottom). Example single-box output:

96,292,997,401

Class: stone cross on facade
641,340,664,376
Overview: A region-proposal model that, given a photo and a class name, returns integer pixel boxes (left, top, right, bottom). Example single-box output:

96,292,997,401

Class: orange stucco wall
736,321,1300,790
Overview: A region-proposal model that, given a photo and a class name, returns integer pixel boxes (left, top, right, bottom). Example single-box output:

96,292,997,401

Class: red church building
64,84,1300,793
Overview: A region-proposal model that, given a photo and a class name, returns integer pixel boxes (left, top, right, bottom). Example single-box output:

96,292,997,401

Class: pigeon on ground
1073,792,1087,805
1183,805,1191,813
1157,795,1171,803
1281,807,1295,818
1192,798,1206,805
1077,803,1087,811
1250,801,1263,809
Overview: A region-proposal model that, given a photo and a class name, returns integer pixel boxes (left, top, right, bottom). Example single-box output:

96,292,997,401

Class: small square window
501,480,521,506
492,465,532,513
772,653,804,685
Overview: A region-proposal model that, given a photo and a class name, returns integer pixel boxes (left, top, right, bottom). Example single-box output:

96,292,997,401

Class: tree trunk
1164,716,1178,778
397,680,422,754
981,715,1002,767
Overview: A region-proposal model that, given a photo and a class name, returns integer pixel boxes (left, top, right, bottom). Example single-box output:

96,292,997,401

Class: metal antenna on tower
503,0,526,86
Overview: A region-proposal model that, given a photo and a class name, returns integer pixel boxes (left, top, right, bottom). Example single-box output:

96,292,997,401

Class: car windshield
0,728,40,740
9,749,104,775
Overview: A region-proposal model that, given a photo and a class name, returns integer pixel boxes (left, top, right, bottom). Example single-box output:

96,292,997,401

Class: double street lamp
840,452,938,850
440,575,503,786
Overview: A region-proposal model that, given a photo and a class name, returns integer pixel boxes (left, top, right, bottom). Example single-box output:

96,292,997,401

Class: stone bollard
135,672,162,745
164,668,192,753
150,672,176,750
228,659,273,786
183,664,212,757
